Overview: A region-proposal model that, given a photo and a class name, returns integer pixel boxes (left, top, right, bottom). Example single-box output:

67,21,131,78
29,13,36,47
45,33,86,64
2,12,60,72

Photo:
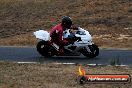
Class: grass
0,62,132,88
0,33,37,46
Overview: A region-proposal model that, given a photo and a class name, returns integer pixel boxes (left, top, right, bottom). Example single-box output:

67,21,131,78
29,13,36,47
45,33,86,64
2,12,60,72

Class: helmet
62,16,72,29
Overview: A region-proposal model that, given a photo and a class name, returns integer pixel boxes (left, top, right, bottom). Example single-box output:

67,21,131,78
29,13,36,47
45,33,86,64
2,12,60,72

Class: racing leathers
50,23,68,55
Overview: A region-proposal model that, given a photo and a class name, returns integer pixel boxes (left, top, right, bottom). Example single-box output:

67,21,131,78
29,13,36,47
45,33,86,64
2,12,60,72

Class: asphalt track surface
0,46,132,65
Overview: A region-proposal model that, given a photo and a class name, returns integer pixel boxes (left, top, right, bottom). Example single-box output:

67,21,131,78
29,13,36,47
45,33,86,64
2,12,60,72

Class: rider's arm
58,29,68,45
58,29,63,44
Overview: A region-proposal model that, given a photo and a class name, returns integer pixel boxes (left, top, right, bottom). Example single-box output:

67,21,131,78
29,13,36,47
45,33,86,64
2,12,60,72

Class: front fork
85,45,92,53
84,40,94,53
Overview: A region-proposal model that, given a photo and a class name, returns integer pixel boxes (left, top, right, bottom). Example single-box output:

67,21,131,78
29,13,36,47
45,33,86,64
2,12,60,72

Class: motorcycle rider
50,16,73,55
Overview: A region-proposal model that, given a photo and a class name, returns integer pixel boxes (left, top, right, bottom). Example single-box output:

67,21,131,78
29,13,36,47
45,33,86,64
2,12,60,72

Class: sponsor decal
77,66,131,84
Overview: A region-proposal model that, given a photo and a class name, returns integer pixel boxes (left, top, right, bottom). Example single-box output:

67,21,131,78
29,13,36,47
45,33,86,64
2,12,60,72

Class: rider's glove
70,25,78,30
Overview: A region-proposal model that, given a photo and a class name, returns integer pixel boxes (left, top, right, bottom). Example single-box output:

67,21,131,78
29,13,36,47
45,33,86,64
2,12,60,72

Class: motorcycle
33,27,99,58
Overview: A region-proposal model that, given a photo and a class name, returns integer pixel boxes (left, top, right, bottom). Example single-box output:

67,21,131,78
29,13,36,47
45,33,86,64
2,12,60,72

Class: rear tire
36,41,52,57
82,44,99,58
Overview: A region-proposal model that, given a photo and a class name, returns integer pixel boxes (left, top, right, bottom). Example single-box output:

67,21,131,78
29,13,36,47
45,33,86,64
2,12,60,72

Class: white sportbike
34,27,99,58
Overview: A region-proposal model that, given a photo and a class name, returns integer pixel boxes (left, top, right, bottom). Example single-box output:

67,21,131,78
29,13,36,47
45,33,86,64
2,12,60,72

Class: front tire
36,41,52,57
82,44,99,58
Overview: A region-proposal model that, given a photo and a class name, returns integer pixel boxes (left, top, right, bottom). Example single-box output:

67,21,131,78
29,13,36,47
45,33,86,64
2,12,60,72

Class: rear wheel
82,44,99,58
36,41,53,57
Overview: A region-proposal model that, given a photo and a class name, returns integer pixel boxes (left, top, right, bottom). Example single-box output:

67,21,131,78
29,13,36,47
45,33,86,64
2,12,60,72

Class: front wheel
82,44,99,58
36,41,53,57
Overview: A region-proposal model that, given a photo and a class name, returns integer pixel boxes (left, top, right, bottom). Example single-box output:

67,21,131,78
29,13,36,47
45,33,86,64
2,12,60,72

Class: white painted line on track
16,62,128,66
55,63,76,65
17,62,38,64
